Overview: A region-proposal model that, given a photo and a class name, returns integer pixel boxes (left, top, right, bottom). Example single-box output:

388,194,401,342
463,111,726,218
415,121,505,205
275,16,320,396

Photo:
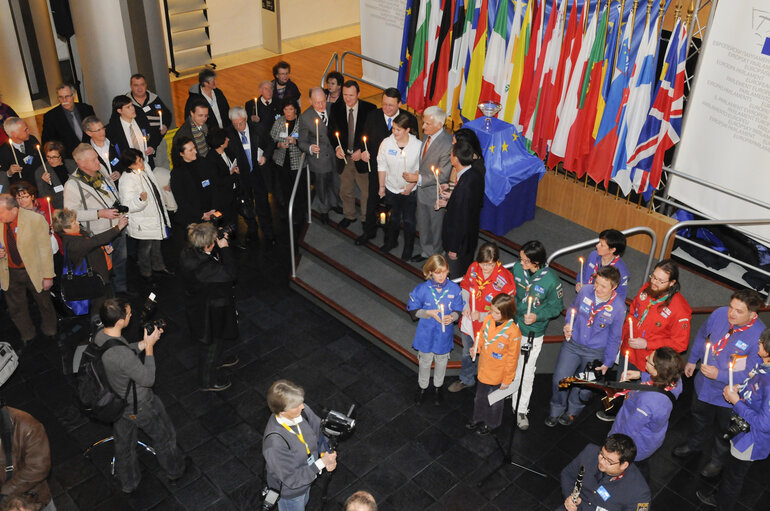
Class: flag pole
647,190,656,213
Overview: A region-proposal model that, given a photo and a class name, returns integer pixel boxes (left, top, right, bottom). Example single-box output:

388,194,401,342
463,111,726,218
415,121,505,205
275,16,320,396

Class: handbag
235,176,257,219
61,247,106,303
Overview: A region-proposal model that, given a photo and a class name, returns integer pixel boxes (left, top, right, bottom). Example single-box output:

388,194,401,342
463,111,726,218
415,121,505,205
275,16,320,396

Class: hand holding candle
8,138,19,165
527,296,533,315
334,131,347,163
362,136,371,172
728,361,734,388
623,350,629,381
440,304,445,333
36,144,48,176
432,165,440,208
45,197,52,226
703,342,711,366
567,308,576,340
314,118,320,158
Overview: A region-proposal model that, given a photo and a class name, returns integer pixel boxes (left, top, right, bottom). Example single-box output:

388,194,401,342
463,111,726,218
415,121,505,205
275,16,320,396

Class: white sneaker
517,413,529,430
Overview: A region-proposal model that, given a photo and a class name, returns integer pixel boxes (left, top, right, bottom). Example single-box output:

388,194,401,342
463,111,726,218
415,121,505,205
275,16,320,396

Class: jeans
110,231,128,293
113,394,184,492
549,341,605,418
458,332,477,386
278,487,310,511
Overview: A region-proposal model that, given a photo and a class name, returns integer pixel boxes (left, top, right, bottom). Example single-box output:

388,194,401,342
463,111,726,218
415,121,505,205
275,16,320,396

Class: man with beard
598,259,692,421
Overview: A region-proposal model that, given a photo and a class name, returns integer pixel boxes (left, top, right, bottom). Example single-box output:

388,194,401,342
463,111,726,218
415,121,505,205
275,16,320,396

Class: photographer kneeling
179,222,238,392
263,380,337,511
697,327,770,510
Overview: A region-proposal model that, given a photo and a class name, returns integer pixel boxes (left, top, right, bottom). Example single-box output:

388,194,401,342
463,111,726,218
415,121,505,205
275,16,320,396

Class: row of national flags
396,0,688,196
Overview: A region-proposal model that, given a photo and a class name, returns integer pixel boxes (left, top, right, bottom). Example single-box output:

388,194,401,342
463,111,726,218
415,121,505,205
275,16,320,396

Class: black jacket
184,85,231,130
60,226,122,285
329,100,377,174
170,158,214,227
105,110,155,167
225,122,274,184
41,103,96,157
0,135,41,183
245,97,280,133
442,165,485,257
359,108,419,174
204,150,238,223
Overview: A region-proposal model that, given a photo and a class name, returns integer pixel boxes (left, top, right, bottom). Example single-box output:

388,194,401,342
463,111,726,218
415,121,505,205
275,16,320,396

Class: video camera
577,359,605,382
210,211,233,240
140,292,167,336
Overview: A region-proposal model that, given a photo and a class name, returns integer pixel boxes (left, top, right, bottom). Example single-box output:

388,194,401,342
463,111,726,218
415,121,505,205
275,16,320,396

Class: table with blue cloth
464,117,546,236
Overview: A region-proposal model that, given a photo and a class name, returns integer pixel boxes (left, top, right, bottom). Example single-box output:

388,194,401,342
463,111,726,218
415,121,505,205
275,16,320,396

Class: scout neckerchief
586,291,618,327
587,255,620,285
482,319,514,348
76,168,110,197
636,290,670,328
430,283,450,309
520,266,547,298
277,417,311,455
470,262,501,312
712,316,758,357
738,362,769,392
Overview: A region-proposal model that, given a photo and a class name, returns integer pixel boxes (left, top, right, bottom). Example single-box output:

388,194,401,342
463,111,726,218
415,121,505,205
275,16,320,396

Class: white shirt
91,139,113,171
377,133,421,194
456,164,472,182
120,118,147,157
202,89,223,128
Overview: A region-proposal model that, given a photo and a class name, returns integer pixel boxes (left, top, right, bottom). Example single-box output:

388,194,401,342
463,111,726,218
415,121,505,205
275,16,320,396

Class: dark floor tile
412,461,457,500
175,419,212,452
198,403,242,436
54,454,100,489
227,478,263,511
188,438,232,468
380,480,436,511
389,441,434,479
124,472,171,510
67,473,118,510
172,475,223,509
436,483,488,511
359,463,409,500
204,457,255,494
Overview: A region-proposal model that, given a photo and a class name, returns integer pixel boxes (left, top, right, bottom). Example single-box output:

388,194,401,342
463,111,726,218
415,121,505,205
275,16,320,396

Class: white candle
579,257,584,286
45,196,52,225
314,118,320,159
363,135,371,172
8,138,18,165
729,361,734,388
379,212,386,225
440,304,445,333
568,308,576,335
703,342,711,366
527,296,533,315
623,350,629,381
432,165,440,206
36,144,48,176
334,131,347,164
143,135,148,154
137,168,146,193
628,317,634,339
471,330,480,361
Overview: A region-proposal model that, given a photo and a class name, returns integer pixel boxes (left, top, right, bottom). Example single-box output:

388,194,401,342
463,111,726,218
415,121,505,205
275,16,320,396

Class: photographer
697,328,770,510
178,222,238,392
263,380,337,511
96,298,185,493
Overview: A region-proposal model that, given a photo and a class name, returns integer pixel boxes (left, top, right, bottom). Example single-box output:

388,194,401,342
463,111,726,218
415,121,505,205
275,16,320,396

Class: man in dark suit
0,118,41,185
105,95,155,167
357,88,418,245
41,83,95,157
245,81,280,133
225,106,275,245
440,139,485,279
184,69,231,131
297,87,339,223
174,98,210,158
330,80,376,229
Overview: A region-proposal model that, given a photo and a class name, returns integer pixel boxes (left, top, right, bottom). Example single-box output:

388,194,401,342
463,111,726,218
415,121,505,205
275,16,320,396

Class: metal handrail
340,51,398,92
674,235,770,282
661,166,770,214
289,154,312,278
546,227,659,281
320,53,339,88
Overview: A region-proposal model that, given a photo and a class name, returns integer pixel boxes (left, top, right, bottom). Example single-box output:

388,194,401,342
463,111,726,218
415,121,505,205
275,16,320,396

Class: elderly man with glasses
41,84,95,157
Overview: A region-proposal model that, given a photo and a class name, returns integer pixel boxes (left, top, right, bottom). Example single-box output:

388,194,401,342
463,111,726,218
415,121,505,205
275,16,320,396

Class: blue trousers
458,332,477,386
278,487,310,511
549,340,605,418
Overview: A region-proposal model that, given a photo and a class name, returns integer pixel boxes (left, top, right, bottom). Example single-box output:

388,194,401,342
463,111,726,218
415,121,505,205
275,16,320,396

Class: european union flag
762,37,770,56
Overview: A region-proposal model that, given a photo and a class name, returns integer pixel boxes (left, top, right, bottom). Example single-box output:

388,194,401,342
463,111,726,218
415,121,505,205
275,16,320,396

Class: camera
210,211,233,240
111,200,129,214
143,319,167,336
321,405,356,441
577,359,605,382
260,486,280,510
722,414,751,441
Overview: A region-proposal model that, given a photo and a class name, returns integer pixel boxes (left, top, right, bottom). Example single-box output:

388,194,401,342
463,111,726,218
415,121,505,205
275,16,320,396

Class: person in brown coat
0,406,53,510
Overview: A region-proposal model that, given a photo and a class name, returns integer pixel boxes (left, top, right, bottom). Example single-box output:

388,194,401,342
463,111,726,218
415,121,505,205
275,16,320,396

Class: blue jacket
566,285,627,367
688,307,765,407
580,250,631,300
609,372,683,461
407,280,464,354
732,364,770,461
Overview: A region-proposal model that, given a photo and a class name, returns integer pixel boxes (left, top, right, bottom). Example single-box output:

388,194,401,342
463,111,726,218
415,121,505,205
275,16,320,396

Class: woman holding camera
263,380,337,511
178,222,238,392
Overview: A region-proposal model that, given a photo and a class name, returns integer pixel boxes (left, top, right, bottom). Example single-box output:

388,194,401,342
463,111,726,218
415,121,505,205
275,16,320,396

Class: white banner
670,0,770,243
359,0,406,89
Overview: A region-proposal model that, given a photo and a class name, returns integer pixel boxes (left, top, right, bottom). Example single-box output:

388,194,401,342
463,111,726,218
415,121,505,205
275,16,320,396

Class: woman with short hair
34,140,76,209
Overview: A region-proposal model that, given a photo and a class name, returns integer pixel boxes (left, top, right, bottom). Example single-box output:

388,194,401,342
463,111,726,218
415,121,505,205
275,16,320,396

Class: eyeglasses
46,154,62,161
648,274,669,285
598,450,621,466
57,94,74,100
646,356,656,367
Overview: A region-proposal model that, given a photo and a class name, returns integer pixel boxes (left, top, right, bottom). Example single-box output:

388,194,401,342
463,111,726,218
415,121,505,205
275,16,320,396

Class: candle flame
362,135,367,141
315,118,319,124
579,257,584,263
625,350,629,356
335,131,339,136
36,144,40,150
46,196,50,202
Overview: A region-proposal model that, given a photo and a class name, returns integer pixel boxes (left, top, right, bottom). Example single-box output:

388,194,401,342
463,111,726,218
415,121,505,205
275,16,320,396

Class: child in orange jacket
466,293,522,435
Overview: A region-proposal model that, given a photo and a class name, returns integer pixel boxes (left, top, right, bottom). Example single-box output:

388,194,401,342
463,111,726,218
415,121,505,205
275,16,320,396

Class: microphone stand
478,332,547,486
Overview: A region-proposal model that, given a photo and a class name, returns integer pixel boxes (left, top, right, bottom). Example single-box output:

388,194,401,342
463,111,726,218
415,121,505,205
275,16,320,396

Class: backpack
77,338,136,423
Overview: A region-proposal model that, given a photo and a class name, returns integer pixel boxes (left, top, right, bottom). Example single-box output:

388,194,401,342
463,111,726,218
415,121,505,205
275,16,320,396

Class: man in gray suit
297,87,339,223
404,106,452,263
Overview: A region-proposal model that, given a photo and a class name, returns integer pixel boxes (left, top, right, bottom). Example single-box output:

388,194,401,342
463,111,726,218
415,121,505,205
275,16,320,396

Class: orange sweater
476,317,522,386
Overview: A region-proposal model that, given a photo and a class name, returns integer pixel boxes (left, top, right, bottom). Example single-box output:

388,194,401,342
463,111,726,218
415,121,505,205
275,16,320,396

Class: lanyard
636,293,669,328
587,255,620,285
278,419,311,455
587,292,618,327
712,316,757,357
483,319,514,348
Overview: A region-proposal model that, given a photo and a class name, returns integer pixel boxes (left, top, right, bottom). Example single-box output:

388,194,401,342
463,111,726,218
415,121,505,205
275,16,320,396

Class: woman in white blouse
377,113,422,260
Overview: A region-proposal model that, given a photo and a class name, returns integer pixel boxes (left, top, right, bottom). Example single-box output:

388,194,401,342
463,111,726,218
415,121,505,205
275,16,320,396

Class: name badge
306,454,316,466
292,131,299,138
154,103,162,110
596,485,611,501
53,185,64,193
491,352,503,360
497,342,505,349
735,340,748,351
23,155,33,165
111,158,120,166
388,149,399,156
201,179,210,188
142,105,151,112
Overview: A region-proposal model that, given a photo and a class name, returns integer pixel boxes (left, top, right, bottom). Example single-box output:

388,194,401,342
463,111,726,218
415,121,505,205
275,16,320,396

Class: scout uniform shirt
407,279,464,354
459,261,516,337
567,285,627,368
580,250,631,300
512,262,564,337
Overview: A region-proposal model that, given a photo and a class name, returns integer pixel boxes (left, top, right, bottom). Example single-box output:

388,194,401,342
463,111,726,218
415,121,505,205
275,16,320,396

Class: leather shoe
217,355,240,369
595,410,616,422
544,416,559,428
200,380,232,392
696,490,717,508
380,241,397,253
465,420,482,431
448,380,473,393
672,444,698,458
415,387,427,405
320,213,329,224
475,424,491,436
410,254,428,263
434,385,444,406
355,234,373,246
700,462,723,478
338,218,355,229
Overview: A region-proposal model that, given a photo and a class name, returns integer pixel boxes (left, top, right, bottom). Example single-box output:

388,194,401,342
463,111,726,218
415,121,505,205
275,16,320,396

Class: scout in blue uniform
559,434,650,511
577,229,631,300
407,254,463,406
547,266,626,426
674,290,765,479
697,327,770,510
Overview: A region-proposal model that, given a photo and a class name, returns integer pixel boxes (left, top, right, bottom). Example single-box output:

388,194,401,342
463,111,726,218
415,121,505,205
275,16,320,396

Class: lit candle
36,144,48,176
143,135,148,154
379,212,386,225
45,196,52,224
628,317,634,339
362,135,371,172
440,304,445,333
578,257,584,286
137,167,146,193
729,361,734,388
285,122,289,141
527,296,533,315
314,118,320,159
623,350,629,381
8,138,19,165
253,97,258,115
703,342,711,366
568,308,576,337
334,131,347,163
471,330,480,361
432,165,440,206
157,108,163,123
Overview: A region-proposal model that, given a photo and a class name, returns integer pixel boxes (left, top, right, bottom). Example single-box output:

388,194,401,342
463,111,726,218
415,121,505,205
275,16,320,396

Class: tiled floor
1,217,768,511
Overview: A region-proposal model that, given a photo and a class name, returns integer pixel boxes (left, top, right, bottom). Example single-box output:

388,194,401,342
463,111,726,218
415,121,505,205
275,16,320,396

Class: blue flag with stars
464,117,546,206
396,0,415,101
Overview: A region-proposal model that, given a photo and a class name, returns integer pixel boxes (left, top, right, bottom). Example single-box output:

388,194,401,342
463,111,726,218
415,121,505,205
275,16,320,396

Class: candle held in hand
440,304,445,333
568,308,576,337
334,131,347,163
46,196,52,225
314,118,320,158
623,350,629,381
362,135,371,172
729,361,734,388
628,317,633,339
703,342,711,366
8,138,18,165
527,296,533,315
379,212,386,225
36,144,48,175
470,287,475,315
471,330,480,361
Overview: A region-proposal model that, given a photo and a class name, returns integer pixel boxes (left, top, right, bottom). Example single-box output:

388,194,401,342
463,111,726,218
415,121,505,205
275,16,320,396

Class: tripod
478,332,547,486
